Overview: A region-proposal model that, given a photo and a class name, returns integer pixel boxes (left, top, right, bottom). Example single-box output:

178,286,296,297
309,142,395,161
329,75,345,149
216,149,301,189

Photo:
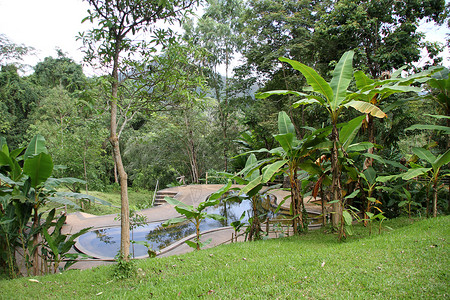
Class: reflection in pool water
76,197,277,259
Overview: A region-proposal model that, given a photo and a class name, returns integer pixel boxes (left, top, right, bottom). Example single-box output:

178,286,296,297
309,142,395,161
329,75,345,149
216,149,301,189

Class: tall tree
238,0,332,136
33,50,87,93
314,0,448,169
79,0,199,259
0,65,40,148
314,0,448,78
184,0,244,171
0,34,34,70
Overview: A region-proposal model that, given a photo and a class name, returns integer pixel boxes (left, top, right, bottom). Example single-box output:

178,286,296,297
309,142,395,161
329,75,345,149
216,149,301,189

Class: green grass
43,189,154,216
0,216,448,299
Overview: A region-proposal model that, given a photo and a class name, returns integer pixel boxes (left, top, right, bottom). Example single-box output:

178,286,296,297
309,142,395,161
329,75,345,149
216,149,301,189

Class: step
152,191,178,206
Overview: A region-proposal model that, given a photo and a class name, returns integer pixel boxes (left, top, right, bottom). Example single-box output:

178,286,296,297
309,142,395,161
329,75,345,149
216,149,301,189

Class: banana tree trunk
331,122,343,237
248,196,261,241
290,175,304,234
32,206,40,275
363,114,375,170
432,176,438,218
320,185,326,226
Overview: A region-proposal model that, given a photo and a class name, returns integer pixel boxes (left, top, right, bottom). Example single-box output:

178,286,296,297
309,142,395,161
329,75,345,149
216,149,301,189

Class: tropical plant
0,134,109,276
162,181,230,250
40,209,92,274
234,154,267,240
237,112,329,234
351,67,424,169
406,147,450,217
256,50,430,239
423,67,449,136
257,50,387,239
397,187,418,218
230,211,246,242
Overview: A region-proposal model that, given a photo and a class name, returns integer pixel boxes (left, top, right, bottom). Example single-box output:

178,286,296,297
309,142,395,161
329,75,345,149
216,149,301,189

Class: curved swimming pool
75,197,277,259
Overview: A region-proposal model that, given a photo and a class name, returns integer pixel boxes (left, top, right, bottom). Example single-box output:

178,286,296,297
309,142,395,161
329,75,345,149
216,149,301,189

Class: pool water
76,198,277,259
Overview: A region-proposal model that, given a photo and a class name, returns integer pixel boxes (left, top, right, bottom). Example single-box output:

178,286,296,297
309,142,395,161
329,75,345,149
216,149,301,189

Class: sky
0,0,92,72
0,0,449,76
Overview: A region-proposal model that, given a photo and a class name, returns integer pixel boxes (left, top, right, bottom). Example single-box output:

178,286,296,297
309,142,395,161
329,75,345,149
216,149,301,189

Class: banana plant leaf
47,197,80,209
433,149,450,171
405,124,450,134
279,56,333,103
255,90,306,99
23,153,53,188
278,111,296,134
329,50,354,110
412,147,436,164
23,134,48,160
344,100,386,118
261,160,287,183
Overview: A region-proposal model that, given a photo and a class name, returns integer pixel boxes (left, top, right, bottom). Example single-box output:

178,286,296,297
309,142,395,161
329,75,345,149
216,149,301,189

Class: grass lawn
0,216,448,299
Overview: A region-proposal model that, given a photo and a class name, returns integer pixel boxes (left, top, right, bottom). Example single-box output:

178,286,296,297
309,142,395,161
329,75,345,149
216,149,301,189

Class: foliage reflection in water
76,197,277,259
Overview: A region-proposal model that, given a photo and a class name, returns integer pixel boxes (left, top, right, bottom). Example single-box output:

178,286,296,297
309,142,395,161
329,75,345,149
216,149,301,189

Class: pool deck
63,184,327,270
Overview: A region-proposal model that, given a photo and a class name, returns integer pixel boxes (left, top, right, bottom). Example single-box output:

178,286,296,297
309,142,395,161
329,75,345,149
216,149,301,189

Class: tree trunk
113,154,118,184
363,114,375,170
32,206,40,275
248,196,261,241
433,178,438,218
320,185,326,226
289,166,305,234
111,55,130,260
83,142,88,195
184,112,199,183
331,122,343,237
224,49,229,171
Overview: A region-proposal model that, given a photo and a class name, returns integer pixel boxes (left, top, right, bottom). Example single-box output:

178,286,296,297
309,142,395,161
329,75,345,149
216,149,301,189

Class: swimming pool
75,197,277,259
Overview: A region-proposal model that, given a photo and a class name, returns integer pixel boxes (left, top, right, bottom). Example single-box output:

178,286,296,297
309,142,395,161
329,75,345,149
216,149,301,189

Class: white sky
0,0,91,72
0,0,449,76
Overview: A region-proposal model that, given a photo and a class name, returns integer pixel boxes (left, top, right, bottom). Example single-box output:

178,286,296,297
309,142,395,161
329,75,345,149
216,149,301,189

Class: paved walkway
63,184,328,270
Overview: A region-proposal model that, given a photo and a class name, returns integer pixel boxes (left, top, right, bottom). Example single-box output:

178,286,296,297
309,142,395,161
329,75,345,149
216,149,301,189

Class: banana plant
0,135,110,276
222,154,268,241
257,51,387,239
407,147,450,217
41,208,92,273
419,67,449,135
350,67,426,169
230,211,246,242
397,187,420,218
162,181,230,250
234,112,329,234
376,144,450,217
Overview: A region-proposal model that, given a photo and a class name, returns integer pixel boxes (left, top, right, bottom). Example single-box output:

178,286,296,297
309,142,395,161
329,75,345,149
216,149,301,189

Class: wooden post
266,218,269,235
206,172,208,184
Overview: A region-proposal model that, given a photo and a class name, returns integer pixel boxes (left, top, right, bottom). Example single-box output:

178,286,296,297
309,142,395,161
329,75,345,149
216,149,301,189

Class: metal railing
151,179,159,207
